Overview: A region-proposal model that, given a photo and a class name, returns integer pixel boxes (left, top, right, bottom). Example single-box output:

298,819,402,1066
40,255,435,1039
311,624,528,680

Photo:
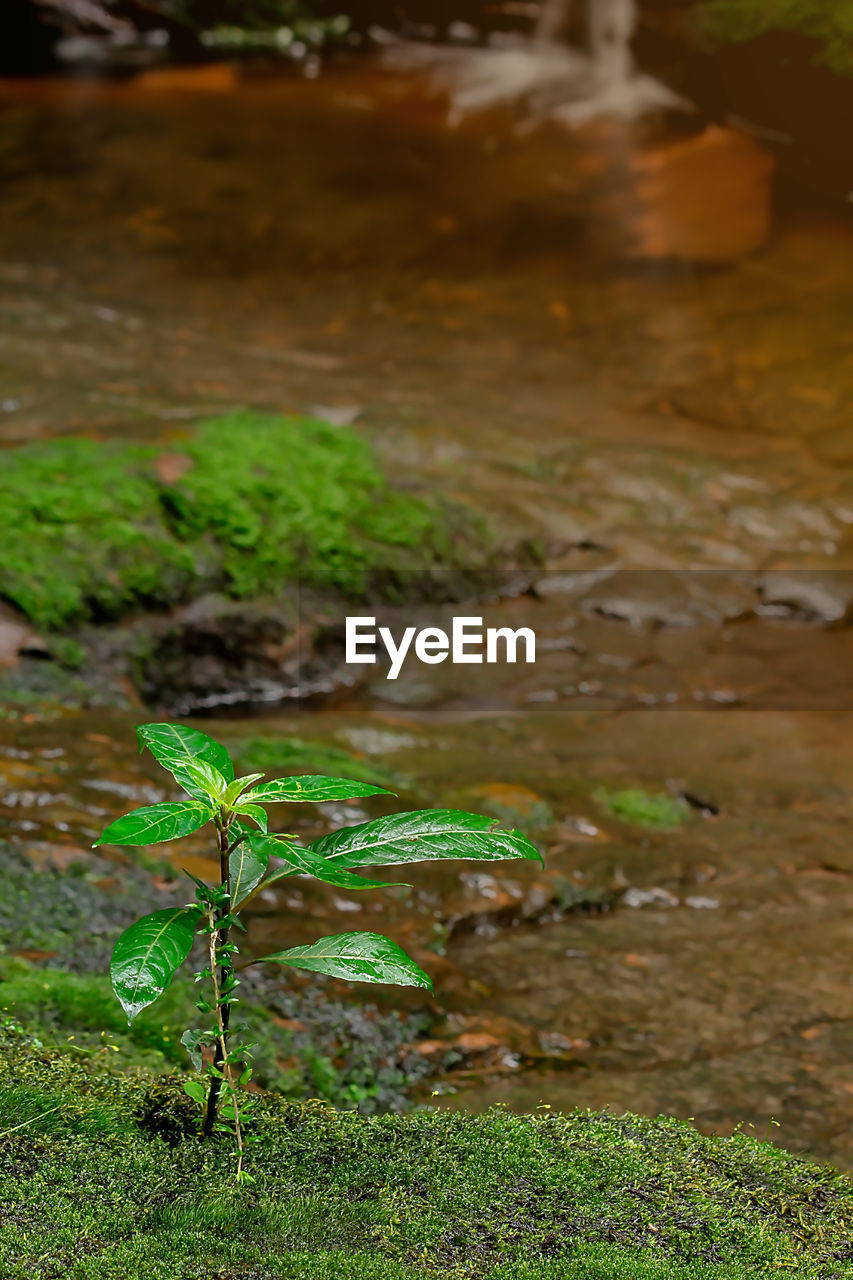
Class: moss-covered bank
693,1,853,74
2,1031,853,1280
0,841,437,1113
0,412,487,633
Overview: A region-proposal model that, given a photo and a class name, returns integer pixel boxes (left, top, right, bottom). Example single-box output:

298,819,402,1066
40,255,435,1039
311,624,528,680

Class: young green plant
95,722,543,1177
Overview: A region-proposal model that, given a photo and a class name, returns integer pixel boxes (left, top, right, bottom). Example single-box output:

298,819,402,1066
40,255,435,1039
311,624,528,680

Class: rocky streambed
6,581,853,1166
2,58,853,1169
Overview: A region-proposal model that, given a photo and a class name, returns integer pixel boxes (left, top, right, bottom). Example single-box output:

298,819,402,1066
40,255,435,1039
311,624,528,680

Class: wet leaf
223,774,264,807
229,841,269,907
249,835,402,892
305,809,543,870
137,722,234,800
95,800,214,847
180,1028,207,1071
243,776,393,804
256,931,432,990
177,757,228,803
111,907,201,1023
183,1079,206,1104
233,802,268,832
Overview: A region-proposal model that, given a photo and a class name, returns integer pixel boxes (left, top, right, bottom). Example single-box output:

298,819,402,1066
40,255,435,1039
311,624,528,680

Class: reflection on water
382,0,685,126
2,56,853,1166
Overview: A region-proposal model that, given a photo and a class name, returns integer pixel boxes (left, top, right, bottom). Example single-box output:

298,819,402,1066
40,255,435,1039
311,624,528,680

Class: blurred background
4,0,853,1172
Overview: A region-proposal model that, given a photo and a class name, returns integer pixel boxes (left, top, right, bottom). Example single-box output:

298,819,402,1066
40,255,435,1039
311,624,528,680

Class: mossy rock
0,960,434,1116
0,843,434,1113
692,1,853,74
450,782,554,834
0,412,489,632
593,786,689,830
2,1030,853,1278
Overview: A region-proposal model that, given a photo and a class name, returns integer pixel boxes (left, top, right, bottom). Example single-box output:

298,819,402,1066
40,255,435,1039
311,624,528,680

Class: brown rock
627,126,776,263
415,1039,449,1057
0,607,49,667
135,64,239,93
270,1017,308,1033
153,452,194,485
25,844,90,870
455,1032,503,1055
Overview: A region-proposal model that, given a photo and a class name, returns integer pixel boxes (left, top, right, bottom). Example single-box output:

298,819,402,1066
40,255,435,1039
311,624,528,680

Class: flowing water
3,37,853,1165
381,0,684,125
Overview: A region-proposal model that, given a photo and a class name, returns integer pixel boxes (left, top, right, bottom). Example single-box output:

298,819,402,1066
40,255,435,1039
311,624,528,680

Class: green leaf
91,798,212,849
110,907,201,1023
232,803,268,832
183,1079,206,1104
249,835,403,892
229,817,258,840
229,841,269,907
137,722,234,801
304,809,544,870
95,800,214,847
181,1029,206,1071
256,931,432,990
223,774,264,807
242,776,393,805
178,757,228,803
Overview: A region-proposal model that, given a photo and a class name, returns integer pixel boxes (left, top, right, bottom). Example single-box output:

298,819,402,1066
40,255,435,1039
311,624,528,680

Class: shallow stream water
4,56,853,1167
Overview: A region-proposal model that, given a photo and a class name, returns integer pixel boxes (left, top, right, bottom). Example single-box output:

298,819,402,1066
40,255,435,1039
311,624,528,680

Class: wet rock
153,452,193,485
135,63,239,93
549,815,608,844
337,726,424,754
455,782,554,831
441,1014,541,1070
136,600,366,714
581,570,755,629
455,1031,504,1055
755,571,853,626
443,872,528,938
439,860,619,937
537,1030,591,1058
308,404,363,426
535,570,755,629
428,1013,590,1074
532,569,616,600
550,873,619,914
138,601,292,714
414,1039,450,1059
626,126,776,263
0,606,49,667
621,886,680,909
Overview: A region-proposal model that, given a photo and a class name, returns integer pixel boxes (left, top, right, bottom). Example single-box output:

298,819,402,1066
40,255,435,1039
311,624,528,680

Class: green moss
0,962,435,1113
234,734,401,788
1,1031,853,1278
0,844,178,971
0,843,434,1111
693,1,853,74
594,787,689,829
0,413,486,632
0,436,195,630
0,963,195,1069
0,658,128,716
